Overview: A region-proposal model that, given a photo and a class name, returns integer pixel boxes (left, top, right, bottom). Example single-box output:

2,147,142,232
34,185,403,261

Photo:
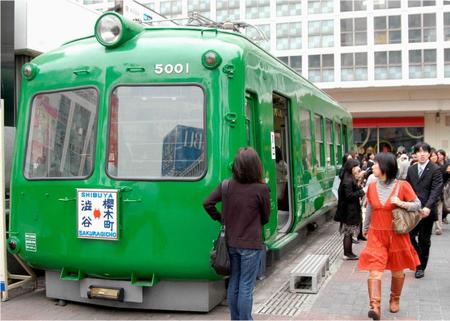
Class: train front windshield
24,88,98,179
107,85,206,180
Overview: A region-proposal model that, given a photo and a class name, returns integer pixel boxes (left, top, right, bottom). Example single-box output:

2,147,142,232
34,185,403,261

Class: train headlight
95,12,143,48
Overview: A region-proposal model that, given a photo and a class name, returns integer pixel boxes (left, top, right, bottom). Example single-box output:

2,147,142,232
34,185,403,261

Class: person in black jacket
336,159,365,260
203,147,270,320
406,142,443,279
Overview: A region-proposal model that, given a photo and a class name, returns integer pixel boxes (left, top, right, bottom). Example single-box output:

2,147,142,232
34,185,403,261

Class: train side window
314,114,324,168
300,110,312,170
342,124,349,153
24,88,98,179
325,118,334,166
107,85,205,180
335,122,342,163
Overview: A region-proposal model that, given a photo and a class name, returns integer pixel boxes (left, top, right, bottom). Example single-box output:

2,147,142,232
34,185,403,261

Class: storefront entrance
353,117,424,154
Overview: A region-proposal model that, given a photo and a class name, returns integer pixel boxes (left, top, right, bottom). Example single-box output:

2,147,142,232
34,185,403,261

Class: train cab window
314,114,324,167
107,85,205,179
335,122,342,163
325,118,333,166
24,88,98,179
300,110,312,170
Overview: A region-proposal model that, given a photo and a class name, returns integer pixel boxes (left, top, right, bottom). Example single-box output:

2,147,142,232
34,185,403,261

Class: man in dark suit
406,142,443,279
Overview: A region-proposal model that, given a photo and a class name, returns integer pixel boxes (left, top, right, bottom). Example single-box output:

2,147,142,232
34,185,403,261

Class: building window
300,110,313,169
278,56,302,74
445,13,450,41
409,49,436,79
314,114,324,167
246,0,270,19
341,18,367,46
159,0,182,18
374,16,401,44
276,22,302,50
375,51,401,80
409,0,435,7
246,24,270,51
142,2,156,10
445,49,450,78
308,20,334,48
276,0,301,17
341,52,368,81
216,0,240,22
374,0,400,9
408,14,436,43
308,0,333,14
340,0,366,12
309,54,334,82
188,0,210,18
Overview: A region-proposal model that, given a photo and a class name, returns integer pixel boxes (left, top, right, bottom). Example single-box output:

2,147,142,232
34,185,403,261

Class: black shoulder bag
210,180,231,276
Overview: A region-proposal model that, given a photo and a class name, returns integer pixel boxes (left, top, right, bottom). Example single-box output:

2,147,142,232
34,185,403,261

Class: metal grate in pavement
256,230,342,316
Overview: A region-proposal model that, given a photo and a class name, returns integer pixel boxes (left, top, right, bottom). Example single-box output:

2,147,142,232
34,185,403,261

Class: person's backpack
443,180,450,213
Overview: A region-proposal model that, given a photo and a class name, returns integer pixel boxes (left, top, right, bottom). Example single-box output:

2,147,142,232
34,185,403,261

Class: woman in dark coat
336,159,365,260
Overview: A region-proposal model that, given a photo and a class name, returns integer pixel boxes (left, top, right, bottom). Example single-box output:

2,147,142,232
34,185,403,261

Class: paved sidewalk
290,222,450,320
2,219,449,320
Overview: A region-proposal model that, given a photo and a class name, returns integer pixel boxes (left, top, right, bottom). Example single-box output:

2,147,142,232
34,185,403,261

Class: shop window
375,51,401,80
309,54,334,82
408,13,436,43
341,18,367,46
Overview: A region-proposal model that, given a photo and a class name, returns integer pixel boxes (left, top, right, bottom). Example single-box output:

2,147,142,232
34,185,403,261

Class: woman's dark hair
437,149,447,158
232,147,264,184
275,146,283,163
374,152,398,183
342,152,351,165
340,159,360,180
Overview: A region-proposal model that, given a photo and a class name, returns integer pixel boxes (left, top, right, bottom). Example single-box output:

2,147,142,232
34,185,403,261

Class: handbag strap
221,179,230,226
393,179,401,199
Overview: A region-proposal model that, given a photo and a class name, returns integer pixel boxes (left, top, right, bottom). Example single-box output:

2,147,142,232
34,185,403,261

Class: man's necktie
418,166,423,177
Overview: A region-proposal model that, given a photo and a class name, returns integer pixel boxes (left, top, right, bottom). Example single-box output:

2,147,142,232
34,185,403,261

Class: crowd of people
335,142,450,320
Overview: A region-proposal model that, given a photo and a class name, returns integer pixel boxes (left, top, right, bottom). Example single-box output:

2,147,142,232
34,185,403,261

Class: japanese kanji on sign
77,189,119,240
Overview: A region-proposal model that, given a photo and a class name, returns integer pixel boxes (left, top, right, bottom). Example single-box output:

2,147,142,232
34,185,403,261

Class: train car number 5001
154,63,190,75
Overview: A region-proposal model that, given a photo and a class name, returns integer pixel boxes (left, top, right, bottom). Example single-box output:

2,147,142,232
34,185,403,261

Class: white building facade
78,0,450,153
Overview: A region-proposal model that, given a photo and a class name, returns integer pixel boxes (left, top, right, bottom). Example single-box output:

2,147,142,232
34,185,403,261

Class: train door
272,93,293,233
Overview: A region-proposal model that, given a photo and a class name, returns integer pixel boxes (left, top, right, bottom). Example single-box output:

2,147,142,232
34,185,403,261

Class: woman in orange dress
358,153,422,320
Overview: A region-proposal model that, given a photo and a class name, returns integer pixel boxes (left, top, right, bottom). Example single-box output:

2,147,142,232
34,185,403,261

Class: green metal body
9,24,352,283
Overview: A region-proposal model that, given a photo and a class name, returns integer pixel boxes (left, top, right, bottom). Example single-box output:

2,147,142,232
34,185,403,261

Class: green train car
7,12,352,311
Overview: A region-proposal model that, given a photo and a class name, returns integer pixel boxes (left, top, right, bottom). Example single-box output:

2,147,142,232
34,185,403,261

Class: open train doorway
273,93,293,233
